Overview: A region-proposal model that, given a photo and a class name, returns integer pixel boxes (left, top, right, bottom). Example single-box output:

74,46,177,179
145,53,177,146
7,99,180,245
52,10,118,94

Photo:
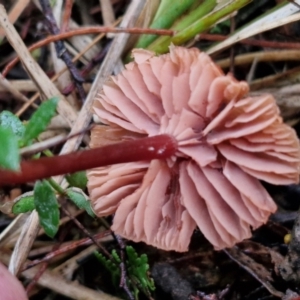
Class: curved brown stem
0,134,177,186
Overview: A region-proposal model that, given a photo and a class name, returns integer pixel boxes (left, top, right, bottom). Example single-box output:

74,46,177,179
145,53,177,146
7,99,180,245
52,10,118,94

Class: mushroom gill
87,46,300,252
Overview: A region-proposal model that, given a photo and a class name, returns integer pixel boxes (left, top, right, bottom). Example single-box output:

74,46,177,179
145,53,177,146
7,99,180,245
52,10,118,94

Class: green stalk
135,0,196,49
47,178,65,195
149,0,252,54
173,0,252,45
148,0,217,52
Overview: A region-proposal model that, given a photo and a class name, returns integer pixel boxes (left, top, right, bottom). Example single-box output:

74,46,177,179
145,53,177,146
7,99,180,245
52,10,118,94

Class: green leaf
34,180,59,238
0,127,20,170
66,171,88,189
66,188,95,217
12,192,35,214
22,97,58,146
0,111,25,138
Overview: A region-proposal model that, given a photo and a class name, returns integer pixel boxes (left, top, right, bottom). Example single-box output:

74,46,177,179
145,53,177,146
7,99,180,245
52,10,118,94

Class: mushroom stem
0,134,177,186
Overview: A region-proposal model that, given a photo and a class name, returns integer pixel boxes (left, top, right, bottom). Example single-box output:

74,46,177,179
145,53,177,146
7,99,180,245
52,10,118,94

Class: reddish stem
0,134,177,186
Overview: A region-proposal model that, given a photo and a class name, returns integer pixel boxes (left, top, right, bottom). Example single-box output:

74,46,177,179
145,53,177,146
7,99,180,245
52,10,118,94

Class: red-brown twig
61,0,73,32
25,225,69,293
198,33,300,49
23,230,111,271
60,205,113,260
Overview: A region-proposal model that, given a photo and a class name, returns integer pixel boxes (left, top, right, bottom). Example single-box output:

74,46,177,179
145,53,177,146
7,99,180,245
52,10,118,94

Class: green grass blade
135,0,196,49
207,0,300,54
149,0,252,54
148,0,217,52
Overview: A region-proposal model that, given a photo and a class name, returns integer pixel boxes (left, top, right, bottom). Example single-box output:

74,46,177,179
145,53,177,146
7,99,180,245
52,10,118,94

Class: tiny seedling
95,246,155,299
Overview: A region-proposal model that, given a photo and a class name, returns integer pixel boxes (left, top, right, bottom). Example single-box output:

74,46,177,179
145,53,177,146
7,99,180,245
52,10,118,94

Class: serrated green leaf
22,97,58,146
0,111,25,138
95,246,155,298
94,251,120,286
0,127,20,170
12,193,35,214
126,246,155,292
34,180,59,238
66,188,95,217
66,171,88,189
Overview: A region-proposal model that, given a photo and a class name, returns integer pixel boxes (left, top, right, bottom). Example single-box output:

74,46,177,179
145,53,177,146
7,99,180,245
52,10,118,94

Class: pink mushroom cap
88,46,300,252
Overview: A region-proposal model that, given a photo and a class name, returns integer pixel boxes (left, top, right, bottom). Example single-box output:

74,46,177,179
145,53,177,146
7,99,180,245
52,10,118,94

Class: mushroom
87,46,300,252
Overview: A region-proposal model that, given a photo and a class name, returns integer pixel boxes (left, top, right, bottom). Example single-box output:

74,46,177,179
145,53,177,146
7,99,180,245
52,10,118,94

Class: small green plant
95,246,155,299
0,97,93,238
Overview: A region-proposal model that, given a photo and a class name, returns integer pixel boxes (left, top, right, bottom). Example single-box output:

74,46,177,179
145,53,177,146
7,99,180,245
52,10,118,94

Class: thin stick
61,0,73,32
198,33,300,49
23,231,111,270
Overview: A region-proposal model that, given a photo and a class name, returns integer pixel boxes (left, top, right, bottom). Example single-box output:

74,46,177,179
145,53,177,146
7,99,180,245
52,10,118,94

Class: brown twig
60,204,113,261
61,0,73,32
39,0,86,102
2,27,174,76
25,262,48,294
62,41,111,95
198,33,300,49
229,17,235,75
25,227,68,293
23,230,111,271
114,234,134,300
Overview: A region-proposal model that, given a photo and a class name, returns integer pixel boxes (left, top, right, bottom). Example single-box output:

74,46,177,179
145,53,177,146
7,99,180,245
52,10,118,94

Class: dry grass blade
0,214,25,245
53,244,98,279
208,4,300,54
19,133,67,156
9,211,40,275
0,0,30,38
217,50,300,69
0,73,38,108
100,0,115,38
0,4,77,127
